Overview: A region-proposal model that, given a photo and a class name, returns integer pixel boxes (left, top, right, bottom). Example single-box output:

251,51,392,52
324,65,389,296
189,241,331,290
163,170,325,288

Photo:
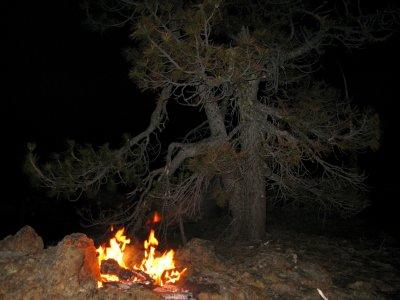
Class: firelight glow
136,229,186,286
96,224,186,287
96,228,130,269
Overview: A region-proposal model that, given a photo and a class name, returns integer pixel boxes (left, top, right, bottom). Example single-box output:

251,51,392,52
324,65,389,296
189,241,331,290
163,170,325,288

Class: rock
239,272,265,289
0,229,100,299
42,233,100,296
197,292,228,300
177,239,226,273
269,282,297,295
94,284,161,300
177,239,265,299
0,225,43,255
297,262,332,290
348,280,376,291
197,290,247,300
1,226,399,299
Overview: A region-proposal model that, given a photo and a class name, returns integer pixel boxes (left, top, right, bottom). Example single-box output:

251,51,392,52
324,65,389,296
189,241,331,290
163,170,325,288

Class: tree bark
202,97,245,236
202,90,266,240
234,78,267,240
239,124,266,240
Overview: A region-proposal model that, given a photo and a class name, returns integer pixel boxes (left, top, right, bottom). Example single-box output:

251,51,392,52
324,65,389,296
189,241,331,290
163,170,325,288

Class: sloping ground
1,226,399,299
175,232,400,299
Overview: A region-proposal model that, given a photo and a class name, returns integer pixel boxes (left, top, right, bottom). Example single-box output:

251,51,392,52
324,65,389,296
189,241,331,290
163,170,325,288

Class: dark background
2,0,399,242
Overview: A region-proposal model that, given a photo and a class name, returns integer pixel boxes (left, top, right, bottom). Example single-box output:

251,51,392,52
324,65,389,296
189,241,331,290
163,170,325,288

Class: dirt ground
1,224,399,299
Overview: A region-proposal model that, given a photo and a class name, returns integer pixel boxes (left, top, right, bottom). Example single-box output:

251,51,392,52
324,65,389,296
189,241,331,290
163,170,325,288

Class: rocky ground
1,225,399,299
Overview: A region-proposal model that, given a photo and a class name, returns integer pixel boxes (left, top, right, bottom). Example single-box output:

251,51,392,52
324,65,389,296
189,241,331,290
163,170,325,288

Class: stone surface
177,238,227,274
94,284,161,300
1,226,399,299
175,231,400,299
0,230,99,299
0,227,164,299
0,225,43,254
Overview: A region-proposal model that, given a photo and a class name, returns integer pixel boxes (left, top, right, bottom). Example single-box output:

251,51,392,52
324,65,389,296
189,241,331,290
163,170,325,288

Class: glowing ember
96,220,186,288
152,212,161,224
147,211,162,225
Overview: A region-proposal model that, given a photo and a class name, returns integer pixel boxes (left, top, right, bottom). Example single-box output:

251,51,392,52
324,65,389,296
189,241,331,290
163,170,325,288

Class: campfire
96,214,187,293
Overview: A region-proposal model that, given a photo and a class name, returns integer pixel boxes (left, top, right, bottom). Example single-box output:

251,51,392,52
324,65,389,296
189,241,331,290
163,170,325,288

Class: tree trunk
239,127,266,240
202,86,266,240
203,97,246,234
233,79,267,240
227,166,266,240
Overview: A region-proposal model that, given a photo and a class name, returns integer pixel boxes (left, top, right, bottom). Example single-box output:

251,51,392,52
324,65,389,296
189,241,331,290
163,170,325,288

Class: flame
96,224,186,287
153,212,161,223
96,228,130,269
146,211,162,225
136,229,187,286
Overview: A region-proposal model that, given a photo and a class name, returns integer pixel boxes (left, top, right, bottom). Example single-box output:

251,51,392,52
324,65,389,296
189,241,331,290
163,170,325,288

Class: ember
96,218,187,289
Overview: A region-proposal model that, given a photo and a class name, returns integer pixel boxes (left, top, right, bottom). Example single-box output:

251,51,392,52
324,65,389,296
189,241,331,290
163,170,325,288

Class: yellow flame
136,229,186,286
96,227,186,287
96,228,130,279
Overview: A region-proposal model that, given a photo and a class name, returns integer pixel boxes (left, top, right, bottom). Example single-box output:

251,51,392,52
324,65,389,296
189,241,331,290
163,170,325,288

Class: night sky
3,0,400,242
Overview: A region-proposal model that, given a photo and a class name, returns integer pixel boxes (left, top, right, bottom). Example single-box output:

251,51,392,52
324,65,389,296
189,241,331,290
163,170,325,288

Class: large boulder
0,227,164,299
0,229,100,299
0,225,43,255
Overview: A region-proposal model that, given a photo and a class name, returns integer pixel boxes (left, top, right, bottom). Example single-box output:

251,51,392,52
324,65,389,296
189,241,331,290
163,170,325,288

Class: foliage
25,139,145,200
27,0,398,236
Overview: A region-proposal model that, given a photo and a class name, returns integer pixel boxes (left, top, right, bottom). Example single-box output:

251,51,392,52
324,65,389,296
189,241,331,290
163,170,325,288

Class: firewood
100,259,133,280
100,258,154,284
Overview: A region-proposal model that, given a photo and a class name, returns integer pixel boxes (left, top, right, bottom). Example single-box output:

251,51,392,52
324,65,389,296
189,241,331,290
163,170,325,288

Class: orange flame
146,211,162,225
96,225,186,287
96,227,130,269
136,229,187,286
153,212,161,223
96,228,131,286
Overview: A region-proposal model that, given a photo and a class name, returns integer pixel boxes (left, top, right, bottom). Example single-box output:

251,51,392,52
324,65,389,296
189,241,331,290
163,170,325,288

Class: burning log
100,258,154,284
100,259,133,280
97,226,187,290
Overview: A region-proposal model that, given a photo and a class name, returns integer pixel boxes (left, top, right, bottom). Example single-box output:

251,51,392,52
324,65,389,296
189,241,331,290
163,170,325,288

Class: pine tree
27,0,397,240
